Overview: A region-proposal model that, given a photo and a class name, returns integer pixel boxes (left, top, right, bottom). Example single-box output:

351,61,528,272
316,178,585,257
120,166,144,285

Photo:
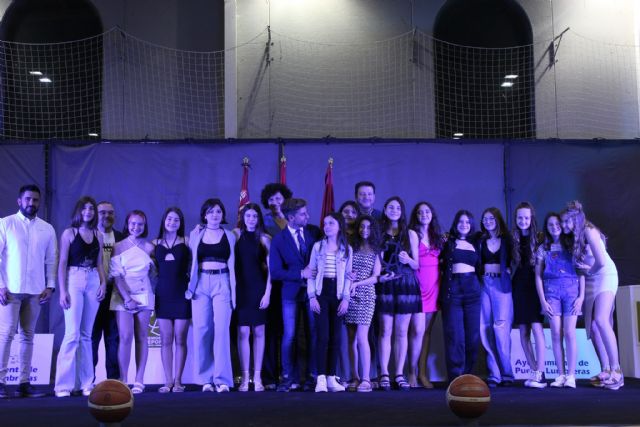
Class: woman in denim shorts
535,213,584,389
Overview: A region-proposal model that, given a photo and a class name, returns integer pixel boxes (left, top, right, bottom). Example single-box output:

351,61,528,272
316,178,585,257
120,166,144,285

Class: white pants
191,273,233,386
54,268,101,392
0,293,41,384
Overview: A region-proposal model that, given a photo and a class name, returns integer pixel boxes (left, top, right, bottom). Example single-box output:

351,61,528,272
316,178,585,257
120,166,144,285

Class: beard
20,205,38,218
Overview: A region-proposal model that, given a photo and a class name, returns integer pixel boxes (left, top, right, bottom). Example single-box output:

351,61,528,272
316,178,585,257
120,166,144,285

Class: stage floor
1,379,639,426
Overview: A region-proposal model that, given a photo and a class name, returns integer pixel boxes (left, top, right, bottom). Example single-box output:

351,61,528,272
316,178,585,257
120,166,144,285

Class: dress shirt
0,211,58,294
287,225,304,252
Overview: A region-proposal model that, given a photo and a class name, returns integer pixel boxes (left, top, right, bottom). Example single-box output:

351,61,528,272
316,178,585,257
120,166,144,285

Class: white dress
109,245,155,312
582,234,618,339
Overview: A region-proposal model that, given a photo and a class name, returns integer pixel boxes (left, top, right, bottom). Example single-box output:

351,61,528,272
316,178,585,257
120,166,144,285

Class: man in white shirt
91,201,123,380
0,185,57,398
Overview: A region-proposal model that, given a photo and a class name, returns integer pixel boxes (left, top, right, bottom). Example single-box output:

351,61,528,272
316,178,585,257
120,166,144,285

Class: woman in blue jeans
439,210,482,382
535,213,584,389
479,207,514,387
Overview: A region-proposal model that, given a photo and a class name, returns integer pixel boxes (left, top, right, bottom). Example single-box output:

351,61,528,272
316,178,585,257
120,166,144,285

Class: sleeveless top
452,247,478,266
481,241,500,264
68,229,99,268
198,232,231,263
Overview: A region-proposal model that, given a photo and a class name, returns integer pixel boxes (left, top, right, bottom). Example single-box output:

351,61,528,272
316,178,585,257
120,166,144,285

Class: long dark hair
70,196,98,229
352,214,381,253
237,202,267,242
322,212,349,253
380,196,410,252
480,207,508,238
541,212,568,251
157,206,185,239
511,201,538,267
562,200,599,262
408,201,443,250
448,209,476,240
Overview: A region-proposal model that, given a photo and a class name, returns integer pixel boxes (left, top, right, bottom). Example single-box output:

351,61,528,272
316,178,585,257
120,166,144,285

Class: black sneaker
0,383,8,399
14,382,46,398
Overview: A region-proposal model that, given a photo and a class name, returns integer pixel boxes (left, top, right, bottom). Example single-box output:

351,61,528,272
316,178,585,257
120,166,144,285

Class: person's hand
301,267,315,279
39,288,54,305
571,296,584,316
379,273,395,283
59,290,71,310
346,271,357,281
541,300,554,317
259,293,270,310
0,288,10,306
124,298,139,311
309,298,321,314
398,251,412,265
97,283,106,302
350,284,357,297
337,299,349,316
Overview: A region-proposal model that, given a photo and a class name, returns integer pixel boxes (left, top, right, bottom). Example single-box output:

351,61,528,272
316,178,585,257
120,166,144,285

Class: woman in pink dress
408,201,443,388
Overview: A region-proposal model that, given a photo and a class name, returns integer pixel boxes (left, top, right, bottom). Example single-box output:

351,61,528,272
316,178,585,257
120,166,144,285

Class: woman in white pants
55,196,106,397
185,198,236,393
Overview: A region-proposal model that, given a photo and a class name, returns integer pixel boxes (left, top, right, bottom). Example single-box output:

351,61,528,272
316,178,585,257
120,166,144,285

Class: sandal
158,385,171,393
132,382,145,394
357,379,372,393
394,375,410,391
347,379,359,392
378,374,391,391
172,385,185,393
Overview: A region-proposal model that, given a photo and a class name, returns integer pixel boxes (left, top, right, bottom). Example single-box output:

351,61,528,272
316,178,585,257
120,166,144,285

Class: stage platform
1,379,639,426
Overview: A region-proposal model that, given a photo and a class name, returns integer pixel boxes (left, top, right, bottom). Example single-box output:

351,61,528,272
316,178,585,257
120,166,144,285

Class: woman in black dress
153,207,191,393
511,201,547,388
233,203,272,392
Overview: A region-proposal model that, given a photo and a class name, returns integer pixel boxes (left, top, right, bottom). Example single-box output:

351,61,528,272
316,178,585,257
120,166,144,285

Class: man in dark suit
269,198,321,392
91,201,123,380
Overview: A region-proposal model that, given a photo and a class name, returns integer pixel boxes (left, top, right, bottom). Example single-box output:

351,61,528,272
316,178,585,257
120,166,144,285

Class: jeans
314,279,342,376
55,267,101,392
91,284,120,379
480,274,514,383
0,293,41,384
441,273,481,381
191,272,233,386
281,291,317,384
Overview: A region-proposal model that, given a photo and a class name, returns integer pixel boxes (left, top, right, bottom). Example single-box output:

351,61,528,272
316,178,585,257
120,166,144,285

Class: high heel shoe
603,369,624,390
590,370,610,387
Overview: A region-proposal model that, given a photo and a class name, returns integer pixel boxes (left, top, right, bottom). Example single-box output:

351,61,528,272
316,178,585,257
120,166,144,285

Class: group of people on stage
0,181,624,399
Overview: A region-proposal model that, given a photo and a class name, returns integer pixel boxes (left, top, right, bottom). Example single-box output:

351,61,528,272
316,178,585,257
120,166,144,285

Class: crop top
481,242,501,264
452,247,478,267
198,232,230,263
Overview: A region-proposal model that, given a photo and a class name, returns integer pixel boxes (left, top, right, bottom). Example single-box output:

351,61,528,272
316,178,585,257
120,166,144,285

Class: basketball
446,374,491,419
88,379,134,423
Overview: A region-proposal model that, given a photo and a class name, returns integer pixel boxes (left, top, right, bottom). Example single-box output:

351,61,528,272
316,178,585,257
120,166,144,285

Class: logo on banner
148,311,161,348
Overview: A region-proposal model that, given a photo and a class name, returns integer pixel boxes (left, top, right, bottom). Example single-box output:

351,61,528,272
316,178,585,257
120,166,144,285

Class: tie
296,228,307,259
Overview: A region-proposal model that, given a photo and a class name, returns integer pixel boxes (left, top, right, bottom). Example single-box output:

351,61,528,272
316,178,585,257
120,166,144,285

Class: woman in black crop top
54,196,106,397
187,198,237,393
479,207,515,387
439,209,482,382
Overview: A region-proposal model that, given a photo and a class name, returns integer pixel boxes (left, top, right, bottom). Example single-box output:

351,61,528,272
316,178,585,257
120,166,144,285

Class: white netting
0,27,638,140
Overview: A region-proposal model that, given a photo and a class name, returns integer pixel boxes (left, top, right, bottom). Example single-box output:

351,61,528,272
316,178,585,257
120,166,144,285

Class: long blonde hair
511,201,538,267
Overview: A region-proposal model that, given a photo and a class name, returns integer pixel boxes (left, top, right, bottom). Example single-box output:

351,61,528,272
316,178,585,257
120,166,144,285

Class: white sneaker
327,375,345,392
202,383,214,392
82,388,93,397
564,374,576,388
528,370,547,389
550,374,566,388
315,375,328,392
524,371,536,388
215,384,230,393
55,390,71,398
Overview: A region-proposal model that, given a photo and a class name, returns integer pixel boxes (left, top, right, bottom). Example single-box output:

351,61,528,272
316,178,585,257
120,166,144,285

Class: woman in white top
561,201,622,390
305,212,352,392
110,210,155,394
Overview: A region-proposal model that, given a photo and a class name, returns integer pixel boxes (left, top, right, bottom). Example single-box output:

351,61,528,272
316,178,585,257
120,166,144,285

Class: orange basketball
88,379,134,423
446,374,491,419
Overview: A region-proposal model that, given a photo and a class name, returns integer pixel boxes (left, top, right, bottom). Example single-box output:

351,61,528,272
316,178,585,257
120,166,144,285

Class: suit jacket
269,224,320,301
